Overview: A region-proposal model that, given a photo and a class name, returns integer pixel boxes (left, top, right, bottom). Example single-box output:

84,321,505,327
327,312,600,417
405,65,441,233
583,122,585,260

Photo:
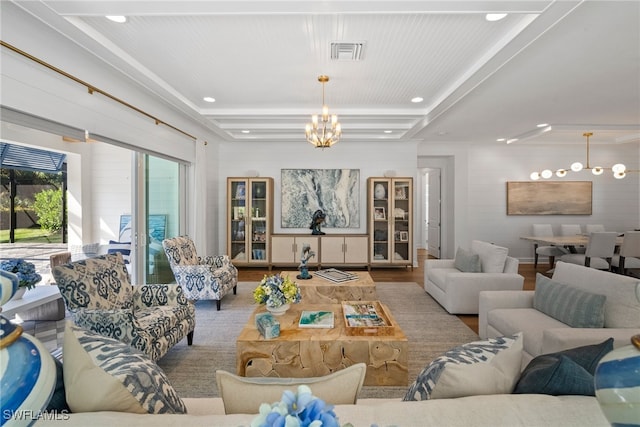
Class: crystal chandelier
530,132,631,180
305,75,341,148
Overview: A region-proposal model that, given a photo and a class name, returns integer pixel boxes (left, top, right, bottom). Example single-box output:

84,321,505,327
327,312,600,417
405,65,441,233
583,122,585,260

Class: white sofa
479,261,640,366
34,395,607,426
425,240,524,314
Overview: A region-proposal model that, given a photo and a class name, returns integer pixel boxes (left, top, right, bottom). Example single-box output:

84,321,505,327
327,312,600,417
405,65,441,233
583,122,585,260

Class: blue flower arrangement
251,385,345,427
0,259,42,289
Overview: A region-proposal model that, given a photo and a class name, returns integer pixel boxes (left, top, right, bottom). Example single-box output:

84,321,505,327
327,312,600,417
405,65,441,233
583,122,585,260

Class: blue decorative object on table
0,259,42,290
297,244,315,280
251,385,344,427
594,282,640,427
0,270,56,426
255,313,280,339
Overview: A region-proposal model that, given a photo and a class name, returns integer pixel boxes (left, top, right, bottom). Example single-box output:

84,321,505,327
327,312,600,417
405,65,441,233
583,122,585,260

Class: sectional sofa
34,395,607,426
479,261,640,365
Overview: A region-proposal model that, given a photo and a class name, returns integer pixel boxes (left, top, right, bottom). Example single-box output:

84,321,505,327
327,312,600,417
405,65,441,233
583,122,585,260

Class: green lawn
0,228,63,243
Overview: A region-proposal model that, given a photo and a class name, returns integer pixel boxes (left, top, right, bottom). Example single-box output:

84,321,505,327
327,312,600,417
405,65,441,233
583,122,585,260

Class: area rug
157,281,479,399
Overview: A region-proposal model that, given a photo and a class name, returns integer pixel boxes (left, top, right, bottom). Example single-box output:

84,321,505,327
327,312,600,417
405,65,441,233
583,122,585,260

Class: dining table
520,234,624,247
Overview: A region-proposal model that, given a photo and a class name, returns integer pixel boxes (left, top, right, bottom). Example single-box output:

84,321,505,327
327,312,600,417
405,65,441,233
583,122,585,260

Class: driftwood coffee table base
236,302,408,386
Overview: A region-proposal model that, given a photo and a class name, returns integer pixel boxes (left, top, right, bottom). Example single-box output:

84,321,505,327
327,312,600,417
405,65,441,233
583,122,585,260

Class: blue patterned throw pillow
108,240,132,264
63,322,186,414
403,333,523,401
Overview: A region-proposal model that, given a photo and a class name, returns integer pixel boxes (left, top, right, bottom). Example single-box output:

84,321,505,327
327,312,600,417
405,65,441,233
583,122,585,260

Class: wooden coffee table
280,270,377,303
236,301,408,386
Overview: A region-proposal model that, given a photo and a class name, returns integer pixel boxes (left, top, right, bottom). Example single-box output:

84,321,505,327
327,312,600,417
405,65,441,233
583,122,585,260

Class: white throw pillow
63,322,186,414
403,333,523,401
471,240,509,273
216,363,366,414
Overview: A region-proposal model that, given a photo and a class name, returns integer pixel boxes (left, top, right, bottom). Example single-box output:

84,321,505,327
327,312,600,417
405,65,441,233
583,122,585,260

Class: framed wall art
506,181,592,215
281,169,360,228
119,214,168,242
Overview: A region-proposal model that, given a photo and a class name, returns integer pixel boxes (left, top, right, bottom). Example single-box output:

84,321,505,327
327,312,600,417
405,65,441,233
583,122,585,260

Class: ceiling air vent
331,42,365,61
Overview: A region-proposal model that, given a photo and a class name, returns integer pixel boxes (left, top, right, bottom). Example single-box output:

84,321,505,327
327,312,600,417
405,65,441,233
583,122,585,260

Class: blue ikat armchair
52,252,195,361
162,235,238,310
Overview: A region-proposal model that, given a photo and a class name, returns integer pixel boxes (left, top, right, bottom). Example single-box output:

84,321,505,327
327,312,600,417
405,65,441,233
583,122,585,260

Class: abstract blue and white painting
281,169,360,228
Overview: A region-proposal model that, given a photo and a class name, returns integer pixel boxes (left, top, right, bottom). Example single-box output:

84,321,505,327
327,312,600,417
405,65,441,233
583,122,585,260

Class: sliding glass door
131,153,185,284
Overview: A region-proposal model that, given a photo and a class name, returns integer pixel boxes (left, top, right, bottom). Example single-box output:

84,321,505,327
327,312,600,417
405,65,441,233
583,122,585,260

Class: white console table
1,286,63,319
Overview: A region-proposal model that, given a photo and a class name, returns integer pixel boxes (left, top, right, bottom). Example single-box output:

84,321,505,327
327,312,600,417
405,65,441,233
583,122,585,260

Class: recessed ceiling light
497,138,506,142
506,138,518,144
537,123,549,128
106,16,127,23
203,97,216,103
241,130,250,134
485,13,507,22
384,130,392,134
411,97,424,103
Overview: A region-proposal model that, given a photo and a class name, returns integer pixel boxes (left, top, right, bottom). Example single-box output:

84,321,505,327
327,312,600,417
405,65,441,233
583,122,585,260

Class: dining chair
560,224,585,253
531,224,566,268
560,232,618,270
611,231,640,275
585,224,606,234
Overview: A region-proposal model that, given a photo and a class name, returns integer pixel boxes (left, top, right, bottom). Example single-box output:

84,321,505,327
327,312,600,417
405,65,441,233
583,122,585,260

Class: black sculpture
309,209,326,235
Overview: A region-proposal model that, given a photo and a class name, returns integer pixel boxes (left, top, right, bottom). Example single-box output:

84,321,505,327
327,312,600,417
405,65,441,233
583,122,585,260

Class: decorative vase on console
594,282,640,426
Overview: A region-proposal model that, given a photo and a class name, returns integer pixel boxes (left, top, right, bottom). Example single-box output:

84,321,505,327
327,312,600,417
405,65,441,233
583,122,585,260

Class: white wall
418,140,640,261
215,140,420,258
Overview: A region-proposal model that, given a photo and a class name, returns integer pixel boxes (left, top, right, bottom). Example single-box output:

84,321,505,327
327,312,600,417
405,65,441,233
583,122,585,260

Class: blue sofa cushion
513,338,613,396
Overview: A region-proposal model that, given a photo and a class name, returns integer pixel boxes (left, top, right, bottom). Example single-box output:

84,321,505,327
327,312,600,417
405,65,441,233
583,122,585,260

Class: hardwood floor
237,249,540,334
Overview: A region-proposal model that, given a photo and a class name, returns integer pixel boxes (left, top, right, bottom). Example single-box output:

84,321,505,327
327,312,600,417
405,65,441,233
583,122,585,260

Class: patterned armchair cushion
163,236,200,266
163,236,238,304
53,253,133,310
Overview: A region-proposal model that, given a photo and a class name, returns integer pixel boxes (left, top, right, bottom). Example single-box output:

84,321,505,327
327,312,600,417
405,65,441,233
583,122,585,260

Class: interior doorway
423,168,441,259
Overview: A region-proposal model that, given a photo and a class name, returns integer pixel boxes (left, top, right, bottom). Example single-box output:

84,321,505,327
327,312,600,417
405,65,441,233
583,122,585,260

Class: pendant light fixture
530,132,633,180
305,75,341,148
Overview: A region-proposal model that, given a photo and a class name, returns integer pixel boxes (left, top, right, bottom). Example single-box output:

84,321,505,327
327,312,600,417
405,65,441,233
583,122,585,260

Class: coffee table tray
342,300,396,336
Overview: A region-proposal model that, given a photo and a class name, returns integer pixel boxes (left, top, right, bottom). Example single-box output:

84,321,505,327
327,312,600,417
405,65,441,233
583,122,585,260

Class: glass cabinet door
229,179,248,262
370,179,390,263
391,179,411,263
249,180,268,263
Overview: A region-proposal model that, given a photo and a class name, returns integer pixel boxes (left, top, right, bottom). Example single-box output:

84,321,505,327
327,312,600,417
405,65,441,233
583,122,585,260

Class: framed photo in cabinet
399,231,409,242
374,207,386,220
235,183,246,200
